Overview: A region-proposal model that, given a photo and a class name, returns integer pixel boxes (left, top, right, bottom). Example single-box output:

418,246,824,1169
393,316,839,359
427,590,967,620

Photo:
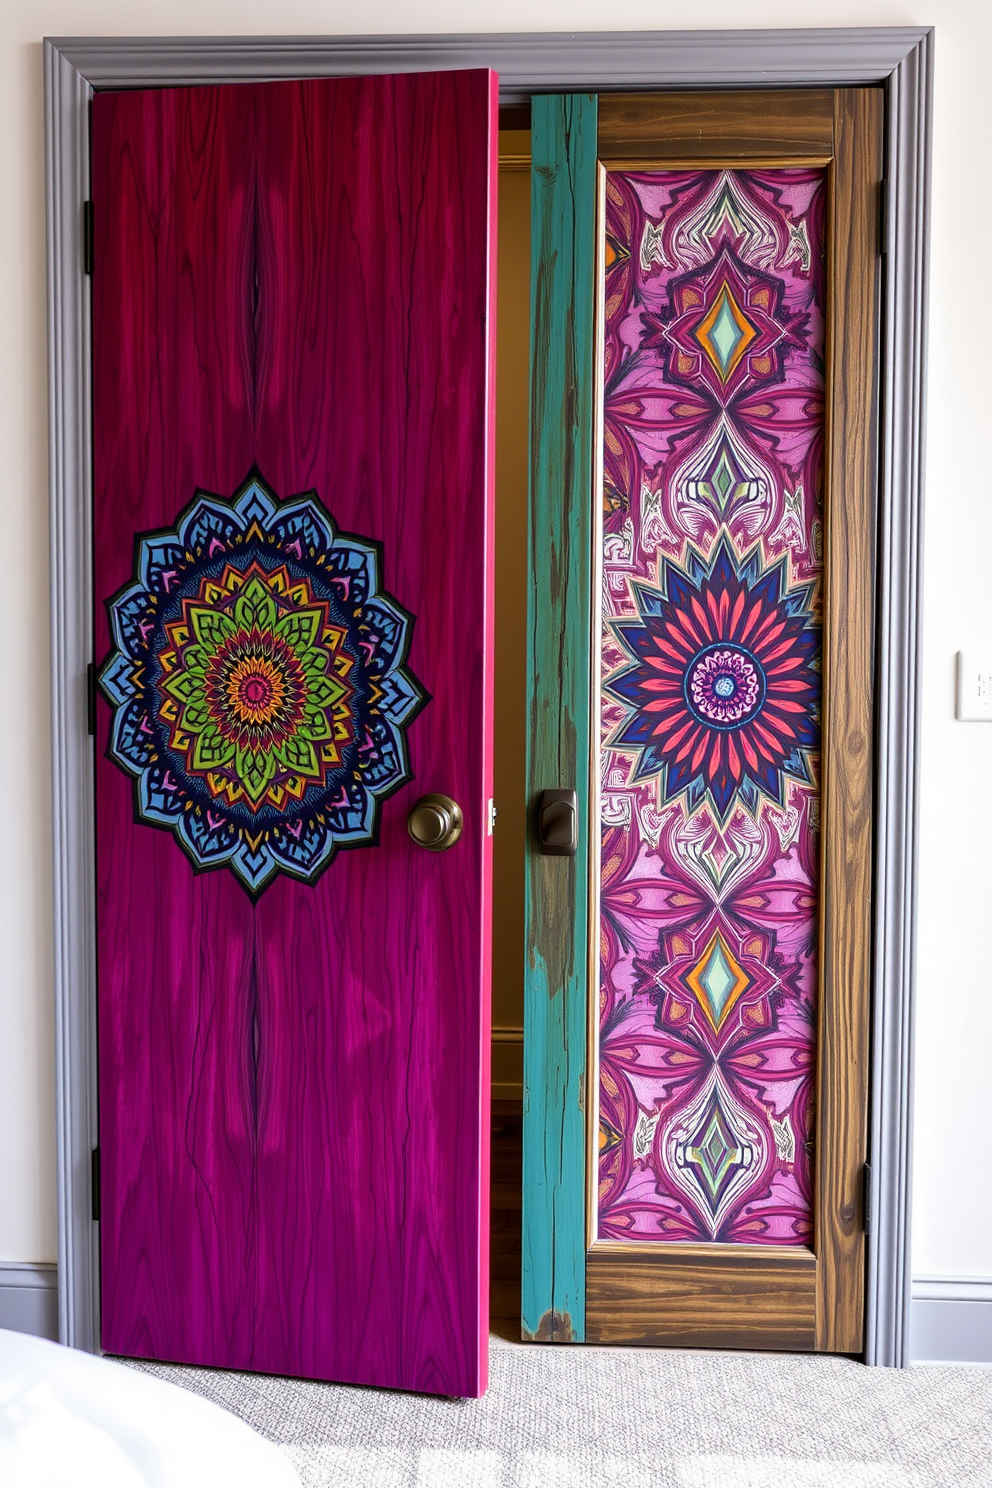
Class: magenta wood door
91,71,497,1397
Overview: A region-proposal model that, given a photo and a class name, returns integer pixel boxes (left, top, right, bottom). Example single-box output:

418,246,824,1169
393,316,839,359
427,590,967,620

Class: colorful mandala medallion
605,536,819,822
685,644,765,728
99,473,426,894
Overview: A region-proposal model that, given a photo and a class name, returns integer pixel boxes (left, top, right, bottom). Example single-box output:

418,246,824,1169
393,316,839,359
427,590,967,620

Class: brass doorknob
407,793,463,851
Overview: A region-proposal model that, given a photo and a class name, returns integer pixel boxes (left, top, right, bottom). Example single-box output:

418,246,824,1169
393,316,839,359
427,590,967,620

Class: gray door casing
45,26,931,1368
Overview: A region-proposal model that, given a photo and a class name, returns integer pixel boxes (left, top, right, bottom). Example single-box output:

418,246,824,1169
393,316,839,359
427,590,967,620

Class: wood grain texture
586,1244,816,1350
597,90,834,162
815,87,883,1355
521,94,597,1344
92,71,498,1397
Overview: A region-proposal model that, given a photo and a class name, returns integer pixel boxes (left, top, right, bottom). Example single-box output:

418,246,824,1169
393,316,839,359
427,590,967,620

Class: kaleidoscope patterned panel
100,473,426,895
598,169,825,1244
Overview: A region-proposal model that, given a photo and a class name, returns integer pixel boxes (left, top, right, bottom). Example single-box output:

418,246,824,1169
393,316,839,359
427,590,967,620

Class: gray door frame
44,26,932,1367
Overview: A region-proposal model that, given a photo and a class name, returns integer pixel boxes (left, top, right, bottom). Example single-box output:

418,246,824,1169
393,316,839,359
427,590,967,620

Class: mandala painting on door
598,167,825,1245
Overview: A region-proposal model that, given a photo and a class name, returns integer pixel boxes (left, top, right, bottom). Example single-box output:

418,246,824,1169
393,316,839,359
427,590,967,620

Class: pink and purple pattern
599,169,825,1245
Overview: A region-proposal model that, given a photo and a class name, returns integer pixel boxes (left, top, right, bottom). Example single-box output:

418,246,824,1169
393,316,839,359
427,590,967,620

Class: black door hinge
862,1160,872,1236
91,1146,101,1222
86,661,97,736
878,181,888,260
83,200,94,275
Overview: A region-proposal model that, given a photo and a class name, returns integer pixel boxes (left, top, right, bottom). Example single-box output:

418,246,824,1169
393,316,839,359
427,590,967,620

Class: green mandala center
158,562,356,813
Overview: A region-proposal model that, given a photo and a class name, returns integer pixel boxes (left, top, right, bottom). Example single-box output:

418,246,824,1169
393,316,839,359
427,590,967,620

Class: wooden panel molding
587,1245,816,1351
598,89,834,161
814,85,884,1354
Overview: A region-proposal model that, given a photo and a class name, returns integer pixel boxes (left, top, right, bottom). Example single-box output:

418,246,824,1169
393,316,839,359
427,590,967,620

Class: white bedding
0,1328,301,1487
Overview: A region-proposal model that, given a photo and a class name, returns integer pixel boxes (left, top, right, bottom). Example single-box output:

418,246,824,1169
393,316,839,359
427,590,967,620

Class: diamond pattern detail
684,1090,749,1215
710,446,738,507
695,281,757,382
684,929,750,1032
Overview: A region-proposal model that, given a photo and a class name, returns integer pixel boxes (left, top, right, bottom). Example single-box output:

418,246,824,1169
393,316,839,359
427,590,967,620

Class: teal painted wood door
521,94,597,1343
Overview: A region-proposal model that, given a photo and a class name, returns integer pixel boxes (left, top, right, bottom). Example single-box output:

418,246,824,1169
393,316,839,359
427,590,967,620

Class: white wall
1,1,986,1305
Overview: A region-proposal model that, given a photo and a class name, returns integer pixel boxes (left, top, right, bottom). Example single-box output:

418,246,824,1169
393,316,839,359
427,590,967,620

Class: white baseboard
0,1262,59,1341
910,1276,992,1365
492,1026,523,1103
5,1261,985,1363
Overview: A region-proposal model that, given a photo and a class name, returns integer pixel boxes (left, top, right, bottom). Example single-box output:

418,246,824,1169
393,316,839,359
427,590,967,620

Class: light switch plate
955,652,992,720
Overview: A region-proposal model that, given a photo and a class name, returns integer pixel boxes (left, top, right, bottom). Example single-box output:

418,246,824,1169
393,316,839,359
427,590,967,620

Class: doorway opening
45,33,929,1371
490,112,531,1342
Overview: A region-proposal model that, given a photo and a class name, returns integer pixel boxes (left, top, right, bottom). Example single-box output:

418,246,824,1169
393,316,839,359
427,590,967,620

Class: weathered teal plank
522,93,597,1344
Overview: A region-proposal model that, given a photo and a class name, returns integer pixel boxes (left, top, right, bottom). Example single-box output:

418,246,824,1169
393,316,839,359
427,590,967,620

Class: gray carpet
126,1336,991,1487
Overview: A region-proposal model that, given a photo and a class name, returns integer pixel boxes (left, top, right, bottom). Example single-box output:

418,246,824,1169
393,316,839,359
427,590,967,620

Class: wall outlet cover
955,652,992,720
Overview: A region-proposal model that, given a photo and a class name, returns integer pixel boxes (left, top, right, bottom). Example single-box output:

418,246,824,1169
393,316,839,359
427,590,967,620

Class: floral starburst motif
99,473,426,895
606,536,819,822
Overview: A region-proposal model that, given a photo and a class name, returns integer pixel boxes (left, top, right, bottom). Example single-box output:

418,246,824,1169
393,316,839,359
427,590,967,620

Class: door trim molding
44,26,931,1366
45,29,931,96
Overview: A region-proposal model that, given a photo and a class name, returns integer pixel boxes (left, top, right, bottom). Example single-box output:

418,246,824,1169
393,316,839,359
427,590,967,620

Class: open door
524,89,880,1352
92,70,497,1397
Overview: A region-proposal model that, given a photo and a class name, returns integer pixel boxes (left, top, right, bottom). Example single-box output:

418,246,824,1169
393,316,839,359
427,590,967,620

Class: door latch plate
538,789,578,857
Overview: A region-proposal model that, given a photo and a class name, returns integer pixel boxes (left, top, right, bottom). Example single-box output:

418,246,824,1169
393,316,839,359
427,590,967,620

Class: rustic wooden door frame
45,27,931,1367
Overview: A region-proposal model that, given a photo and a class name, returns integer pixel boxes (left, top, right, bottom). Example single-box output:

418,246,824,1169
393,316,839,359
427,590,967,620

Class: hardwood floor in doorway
491,1102,522,1342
